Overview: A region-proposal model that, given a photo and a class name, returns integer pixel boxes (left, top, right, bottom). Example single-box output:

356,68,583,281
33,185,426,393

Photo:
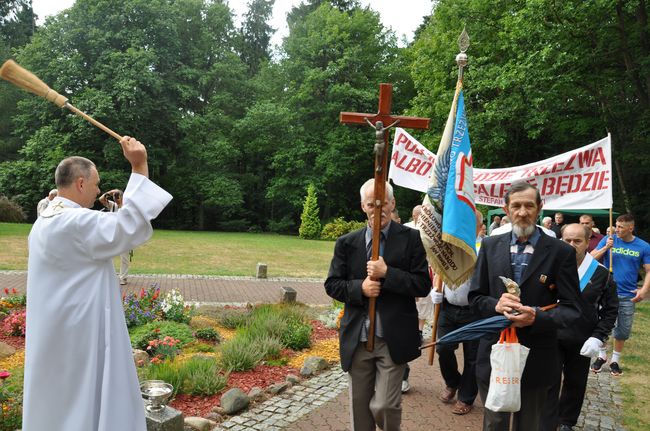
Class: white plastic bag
484,327,530,412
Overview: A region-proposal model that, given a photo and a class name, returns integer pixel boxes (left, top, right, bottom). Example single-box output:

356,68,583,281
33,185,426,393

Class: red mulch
170,364,299,417
0,333,24,350
310,319,338,342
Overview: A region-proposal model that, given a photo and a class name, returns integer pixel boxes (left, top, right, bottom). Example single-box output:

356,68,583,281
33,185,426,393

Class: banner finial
456,27,470,80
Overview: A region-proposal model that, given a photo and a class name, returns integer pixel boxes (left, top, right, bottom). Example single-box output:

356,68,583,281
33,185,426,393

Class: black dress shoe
559,425,574,431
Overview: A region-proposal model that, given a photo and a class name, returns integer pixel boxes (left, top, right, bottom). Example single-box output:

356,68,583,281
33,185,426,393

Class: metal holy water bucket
140,380,173,412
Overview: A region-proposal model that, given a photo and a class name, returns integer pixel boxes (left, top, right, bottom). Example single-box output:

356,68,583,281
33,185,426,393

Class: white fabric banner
389,129,612,210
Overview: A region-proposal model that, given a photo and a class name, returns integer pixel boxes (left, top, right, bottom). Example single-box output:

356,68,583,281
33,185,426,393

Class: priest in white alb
22,135,172,431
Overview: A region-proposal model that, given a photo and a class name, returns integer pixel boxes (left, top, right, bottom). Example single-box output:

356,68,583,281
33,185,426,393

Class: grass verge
620,301,650,430
0,223,334,278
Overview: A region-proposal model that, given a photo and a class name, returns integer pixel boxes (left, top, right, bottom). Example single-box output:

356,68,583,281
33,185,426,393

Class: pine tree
299,183,321,239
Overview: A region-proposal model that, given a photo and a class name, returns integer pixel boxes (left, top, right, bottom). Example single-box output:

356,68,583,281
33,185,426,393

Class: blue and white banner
442,91,476,261
418,83,477,286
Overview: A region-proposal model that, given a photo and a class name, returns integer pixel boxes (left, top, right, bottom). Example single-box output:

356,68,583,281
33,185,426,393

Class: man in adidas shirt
590,214,650,376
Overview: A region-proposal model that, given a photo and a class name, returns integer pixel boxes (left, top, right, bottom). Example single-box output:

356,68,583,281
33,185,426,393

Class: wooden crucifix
340,83,430,351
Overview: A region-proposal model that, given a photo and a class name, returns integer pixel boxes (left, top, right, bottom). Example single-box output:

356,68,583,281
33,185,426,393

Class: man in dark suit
468,181,583,430
542,223,618,431
551,212,565,237
325,179,430,431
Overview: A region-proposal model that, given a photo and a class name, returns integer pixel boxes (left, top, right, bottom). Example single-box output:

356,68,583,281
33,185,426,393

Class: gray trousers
348,337,406,431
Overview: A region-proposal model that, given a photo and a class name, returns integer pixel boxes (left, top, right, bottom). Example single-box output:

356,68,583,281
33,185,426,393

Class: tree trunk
616,0,650,108
636,0,650,93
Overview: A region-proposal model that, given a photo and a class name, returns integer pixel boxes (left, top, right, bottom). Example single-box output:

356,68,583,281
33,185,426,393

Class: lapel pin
539,274,547,284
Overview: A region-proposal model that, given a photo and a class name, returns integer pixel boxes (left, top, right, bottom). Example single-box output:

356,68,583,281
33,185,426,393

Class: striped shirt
510,227,541,284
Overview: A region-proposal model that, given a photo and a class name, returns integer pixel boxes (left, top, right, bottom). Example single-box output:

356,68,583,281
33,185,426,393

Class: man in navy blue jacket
469,182,583,430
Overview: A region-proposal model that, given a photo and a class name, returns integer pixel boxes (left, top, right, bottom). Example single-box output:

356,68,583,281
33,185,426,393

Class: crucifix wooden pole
340,83,430,352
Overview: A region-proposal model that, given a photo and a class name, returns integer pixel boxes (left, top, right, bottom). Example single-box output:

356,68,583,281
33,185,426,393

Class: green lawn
0,223,334,278
620,300,650,430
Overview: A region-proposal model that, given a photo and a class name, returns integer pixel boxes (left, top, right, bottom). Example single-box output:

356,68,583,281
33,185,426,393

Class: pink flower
0,371,10,380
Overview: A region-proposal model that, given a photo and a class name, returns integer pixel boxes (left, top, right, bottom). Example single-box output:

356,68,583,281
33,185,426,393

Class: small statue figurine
365,118,400,156
499,276,521,297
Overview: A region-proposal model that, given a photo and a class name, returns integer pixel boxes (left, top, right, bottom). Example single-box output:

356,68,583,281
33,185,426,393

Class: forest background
1,0,648,236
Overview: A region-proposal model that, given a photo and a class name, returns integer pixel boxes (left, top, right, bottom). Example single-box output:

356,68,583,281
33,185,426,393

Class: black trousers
436,300,479,405
541,338,590,429
478,376,549,431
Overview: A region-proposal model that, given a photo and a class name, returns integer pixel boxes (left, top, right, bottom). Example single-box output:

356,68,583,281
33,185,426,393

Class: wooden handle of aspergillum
64,103,123,141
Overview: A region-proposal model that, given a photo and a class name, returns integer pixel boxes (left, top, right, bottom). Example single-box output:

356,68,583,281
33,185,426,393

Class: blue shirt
597,235,650,297
510,227,541,284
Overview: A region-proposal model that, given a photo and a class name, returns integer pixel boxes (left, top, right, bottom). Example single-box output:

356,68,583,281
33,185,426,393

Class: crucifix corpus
340,83,430,351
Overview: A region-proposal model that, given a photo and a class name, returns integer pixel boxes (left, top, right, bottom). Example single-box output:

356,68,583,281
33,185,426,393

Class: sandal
451,400,472,415
439,386,457,403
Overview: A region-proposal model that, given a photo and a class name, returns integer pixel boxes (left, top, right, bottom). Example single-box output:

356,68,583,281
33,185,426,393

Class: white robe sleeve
77,173,172,261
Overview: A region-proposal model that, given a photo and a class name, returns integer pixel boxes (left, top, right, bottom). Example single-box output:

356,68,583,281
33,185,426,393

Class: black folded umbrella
437,315,512,345
422,315,512,348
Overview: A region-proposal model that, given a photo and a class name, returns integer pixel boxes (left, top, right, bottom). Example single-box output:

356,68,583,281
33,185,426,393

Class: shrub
247,311,288,341
123,285,162,328
193,343,215,353
1,309,26,337
181,356,228,396
267,216,295,233
319,304,344,329
147,336,182,361
194,327,221,343
255,334,284,360
321,217,366,240
217,308,251,329
0,195,26,223
299,183,321,239
133,330,162,351
129,321,195,350
281,320,312,350
247,304,312,350
161,289,193,324
140,361,185,397
0,289,25,314
219,334,264,371
217,219,250,232
188,315,220,329
274,303,309,324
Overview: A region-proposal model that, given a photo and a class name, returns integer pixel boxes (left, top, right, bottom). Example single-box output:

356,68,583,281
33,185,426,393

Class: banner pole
609,207,613,272
428,272,443,366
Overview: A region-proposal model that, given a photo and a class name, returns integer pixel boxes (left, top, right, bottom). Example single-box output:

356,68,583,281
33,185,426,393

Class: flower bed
171,364,298,417
0,290,341,427
0,333,24,351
